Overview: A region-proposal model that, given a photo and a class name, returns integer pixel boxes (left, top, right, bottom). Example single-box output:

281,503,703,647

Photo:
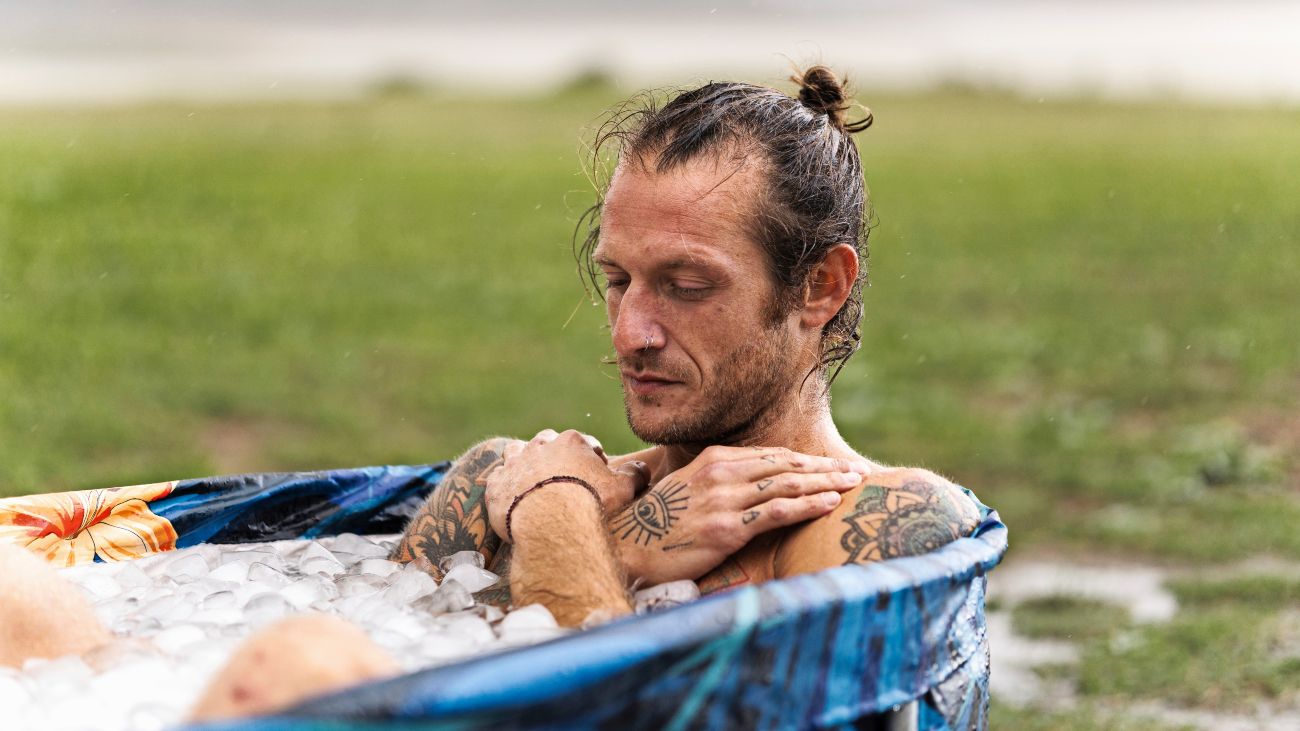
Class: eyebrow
593,251,724,271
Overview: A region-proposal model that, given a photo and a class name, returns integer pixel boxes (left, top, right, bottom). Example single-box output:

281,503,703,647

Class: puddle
987,557,1300,730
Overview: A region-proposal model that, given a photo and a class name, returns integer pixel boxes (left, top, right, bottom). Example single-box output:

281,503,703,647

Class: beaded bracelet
505,475,602,543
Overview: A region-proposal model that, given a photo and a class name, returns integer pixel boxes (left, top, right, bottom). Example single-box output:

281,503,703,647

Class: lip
622,371,682,395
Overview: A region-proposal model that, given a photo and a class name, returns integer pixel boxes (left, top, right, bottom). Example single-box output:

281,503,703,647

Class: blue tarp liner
1,463,1006,731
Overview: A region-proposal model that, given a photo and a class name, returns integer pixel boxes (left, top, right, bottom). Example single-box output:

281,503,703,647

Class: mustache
603,353,690,381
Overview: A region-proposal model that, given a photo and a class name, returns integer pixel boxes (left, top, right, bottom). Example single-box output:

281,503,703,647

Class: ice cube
416,631,478,664
247,561,290,588
222,549,285,572
151,624,207,655
329,532,389,559
188,607,245,628
420,578,474,614
442,564,499,593
161,552,210,583
26,654,94,686
243,592,290,623
200,590,238,610
438,550,485,573
75,570,123,601
114,562,151,589
474,603,505,624
282,577,338,610
299,542,345,578
499,604,559,632
125,703,173,731
140,595,193,623
633,580,701,614
337,574,386,598
384,565,439,604
437,613,496,645
0,672,31,708
207,560,250,583
355,558,402,578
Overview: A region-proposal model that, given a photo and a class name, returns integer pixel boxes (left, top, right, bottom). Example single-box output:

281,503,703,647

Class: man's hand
612,446,873,585
485,429,648,542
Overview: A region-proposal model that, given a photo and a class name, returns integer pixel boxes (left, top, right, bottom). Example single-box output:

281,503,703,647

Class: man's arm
390,438,516,574
509,483,631,626
773,468,981,578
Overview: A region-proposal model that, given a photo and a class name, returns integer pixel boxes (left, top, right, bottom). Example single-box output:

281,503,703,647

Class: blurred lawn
3,84,1299,725
1,87,1297,566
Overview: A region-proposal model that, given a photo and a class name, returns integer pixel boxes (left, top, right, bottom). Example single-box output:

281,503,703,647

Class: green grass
1012,595,1131,642
1078,605,1300,709
1168,574,1300,610
3,85,1300,726
990,700,1195,731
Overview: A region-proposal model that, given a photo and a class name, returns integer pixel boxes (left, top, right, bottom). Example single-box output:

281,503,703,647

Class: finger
581,434,607,462
503,440,526,460
606,468,647,511
529,429,559,446
614,460,650,491
740,492,843,536
709,453,873,483
736,470,861,508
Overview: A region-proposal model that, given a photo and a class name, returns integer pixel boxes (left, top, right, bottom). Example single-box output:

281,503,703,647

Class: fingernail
853,461,873,473
838,472,860,485
822,492,842,507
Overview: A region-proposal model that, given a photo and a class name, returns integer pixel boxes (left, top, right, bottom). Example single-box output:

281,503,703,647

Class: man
392,66,981,627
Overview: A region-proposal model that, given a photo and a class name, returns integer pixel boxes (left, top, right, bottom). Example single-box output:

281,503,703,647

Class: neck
652,380,861,480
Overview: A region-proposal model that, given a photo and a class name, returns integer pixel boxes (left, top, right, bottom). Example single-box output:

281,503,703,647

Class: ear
799,244,858,330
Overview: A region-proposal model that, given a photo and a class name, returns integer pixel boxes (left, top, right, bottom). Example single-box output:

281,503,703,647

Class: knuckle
704,515,732,536
697,463,727,484
767,501,791,522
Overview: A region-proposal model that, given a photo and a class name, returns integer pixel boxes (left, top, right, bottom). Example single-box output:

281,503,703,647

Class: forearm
510,484,632,627
390,439,513,573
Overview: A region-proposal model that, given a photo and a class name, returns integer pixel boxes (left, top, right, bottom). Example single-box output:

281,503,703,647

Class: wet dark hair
574,65,874,384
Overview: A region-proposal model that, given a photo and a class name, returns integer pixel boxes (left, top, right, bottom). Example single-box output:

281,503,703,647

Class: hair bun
792,65,873,134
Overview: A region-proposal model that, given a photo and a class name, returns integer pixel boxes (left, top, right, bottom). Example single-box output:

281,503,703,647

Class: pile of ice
3,534,688,731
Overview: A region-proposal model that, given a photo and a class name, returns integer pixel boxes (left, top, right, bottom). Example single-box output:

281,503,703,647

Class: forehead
594,154,766,269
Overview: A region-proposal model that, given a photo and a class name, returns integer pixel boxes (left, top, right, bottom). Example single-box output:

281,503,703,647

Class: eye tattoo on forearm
611,480,690,546
390,440,507,567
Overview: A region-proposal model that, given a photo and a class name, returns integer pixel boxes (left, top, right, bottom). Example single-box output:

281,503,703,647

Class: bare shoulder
773,466,982,578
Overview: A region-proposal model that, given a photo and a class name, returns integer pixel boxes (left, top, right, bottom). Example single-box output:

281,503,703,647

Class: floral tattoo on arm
389,439,512,571
839,480,979,563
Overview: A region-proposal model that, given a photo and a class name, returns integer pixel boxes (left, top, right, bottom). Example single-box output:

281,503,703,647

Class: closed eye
667,281,712,300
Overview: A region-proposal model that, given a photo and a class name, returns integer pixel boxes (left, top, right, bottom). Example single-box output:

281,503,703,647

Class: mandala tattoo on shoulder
390,439,509,570
839,480,978,564
610,480,689,546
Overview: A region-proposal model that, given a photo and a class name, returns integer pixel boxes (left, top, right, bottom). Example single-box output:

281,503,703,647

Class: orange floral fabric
0,482,177,566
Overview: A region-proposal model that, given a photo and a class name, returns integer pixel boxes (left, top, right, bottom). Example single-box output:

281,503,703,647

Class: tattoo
390,439,509,570
474,543,514,607
662,541,694,552
610,480,690,546
761,454,777,464
697,556,750,594
839,480,973,564
742,509,760,525
756,478,773,491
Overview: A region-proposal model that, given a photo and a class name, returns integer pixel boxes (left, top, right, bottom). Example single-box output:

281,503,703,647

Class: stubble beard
621,325,798,448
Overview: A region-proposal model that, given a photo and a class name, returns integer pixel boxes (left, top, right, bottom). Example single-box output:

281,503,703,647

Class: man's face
593,154,807,446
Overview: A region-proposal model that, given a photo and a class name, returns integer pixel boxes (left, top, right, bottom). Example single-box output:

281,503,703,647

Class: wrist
510,481,603,540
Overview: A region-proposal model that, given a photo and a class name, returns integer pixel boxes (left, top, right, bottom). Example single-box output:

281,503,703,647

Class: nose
610,283,666,357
